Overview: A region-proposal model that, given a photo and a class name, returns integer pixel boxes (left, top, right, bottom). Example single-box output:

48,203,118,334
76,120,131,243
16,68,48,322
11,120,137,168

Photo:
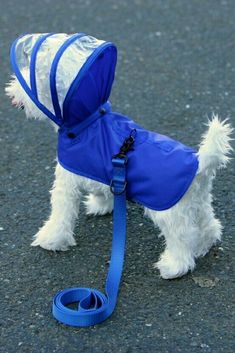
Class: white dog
6,33,233,280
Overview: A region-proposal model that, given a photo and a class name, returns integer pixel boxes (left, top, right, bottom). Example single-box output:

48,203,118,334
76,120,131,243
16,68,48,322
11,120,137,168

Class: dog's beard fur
5,71,59,131
5,73,233,279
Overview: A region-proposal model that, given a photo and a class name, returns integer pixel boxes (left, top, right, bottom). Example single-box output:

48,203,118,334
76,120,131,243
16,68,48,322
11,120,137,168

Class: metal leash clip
113,129,137,160
110,129,136,195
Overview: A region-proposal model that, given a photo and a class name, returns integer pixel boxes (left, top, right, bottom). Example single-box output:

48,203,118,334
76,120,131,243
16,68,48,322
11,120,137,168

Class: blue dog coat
10,33,199,211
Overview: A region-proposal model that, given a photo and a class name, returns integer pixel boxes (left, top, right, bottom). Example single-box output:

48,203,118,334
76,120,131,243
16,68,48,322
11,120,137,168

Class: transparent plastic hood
10,33,117,127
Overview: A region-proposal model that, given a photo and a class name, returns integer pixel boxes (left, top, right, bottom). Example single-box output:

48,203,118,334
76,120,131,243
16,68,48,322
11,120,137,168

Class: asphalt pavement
0,0,234,352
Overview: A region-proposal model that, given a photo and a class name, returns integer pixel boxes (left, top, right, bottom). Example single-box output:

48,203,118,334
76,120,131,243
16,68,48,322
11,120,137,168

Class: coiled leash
52,129,136,327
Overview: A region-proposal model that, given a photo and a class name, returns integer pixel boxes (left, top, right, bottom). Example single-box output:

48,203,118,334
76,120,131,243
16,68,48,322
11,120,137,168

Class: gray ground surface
0,0,234,352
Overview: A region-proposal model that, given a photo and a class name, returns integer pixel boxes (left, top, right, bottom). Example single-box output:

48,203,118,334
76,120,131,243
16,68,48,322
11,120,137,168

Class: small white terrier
6,40,233,280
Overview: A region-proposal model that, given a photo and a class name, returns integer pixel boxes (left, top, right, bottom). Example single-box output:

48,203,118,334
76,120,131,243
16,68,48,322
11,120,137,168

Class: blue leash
52,130,136,327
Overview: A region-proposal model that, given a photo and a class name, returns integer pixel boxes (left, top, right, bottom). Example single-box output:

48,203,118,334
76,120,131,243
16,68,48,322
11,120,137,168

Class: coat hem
57,157,199,212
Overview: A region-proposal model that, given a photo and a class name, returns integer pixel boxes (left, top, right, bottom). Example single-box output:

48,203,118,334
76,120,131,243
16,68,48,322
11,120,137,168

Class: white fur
5,71,46,121
5,72,59,131
5,75,233,279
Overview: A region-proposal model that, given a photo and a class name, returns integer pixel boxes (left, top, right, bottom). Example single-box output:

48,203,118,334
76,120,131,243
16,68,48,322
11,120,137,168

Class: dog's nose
12,99,24,110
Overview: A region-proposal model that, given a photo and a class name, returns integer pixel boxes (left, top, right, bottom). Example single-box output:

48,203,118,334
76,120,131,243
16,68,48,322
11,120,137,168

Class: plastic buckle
110,155,128,195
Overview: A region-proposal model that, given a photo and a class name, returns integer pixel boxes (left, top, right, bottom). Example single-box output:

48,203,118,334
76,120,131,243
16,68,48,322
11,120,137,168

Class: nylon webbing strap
52,157,127,327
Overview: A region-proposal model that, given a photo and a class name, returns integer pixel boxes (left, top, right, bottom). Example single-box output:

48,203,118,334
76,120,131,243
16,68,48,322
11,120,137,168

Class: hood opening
10,33,117,128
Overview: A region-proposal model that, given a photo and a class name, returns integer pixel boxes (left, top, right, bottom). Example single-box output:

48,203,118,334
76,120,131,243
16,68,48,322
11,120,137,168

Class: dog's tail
197,115,233,175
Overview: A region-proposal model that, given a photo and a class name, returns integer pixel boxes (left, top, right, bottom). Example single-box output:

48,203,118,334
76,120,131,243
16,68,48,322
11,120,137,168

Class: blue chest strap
52,132,135,326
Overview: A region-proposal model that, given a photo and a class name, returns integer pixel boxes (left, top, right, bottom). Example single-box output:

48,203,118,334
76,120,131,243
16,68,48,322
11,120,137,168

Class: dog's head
5,34,74,126
6,33,117,129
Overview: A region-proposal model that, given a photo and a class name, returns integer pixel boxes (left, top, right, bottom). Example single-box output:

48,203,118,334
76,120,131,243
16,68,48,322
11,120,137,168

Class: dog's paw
154,250,195,279
84,193,113,216
31,223,76,251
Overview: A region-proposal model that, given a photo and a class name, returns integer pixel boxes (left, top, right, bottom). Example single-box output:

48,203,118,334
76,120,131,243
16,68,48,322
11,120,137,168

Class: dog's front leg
31,163,81,251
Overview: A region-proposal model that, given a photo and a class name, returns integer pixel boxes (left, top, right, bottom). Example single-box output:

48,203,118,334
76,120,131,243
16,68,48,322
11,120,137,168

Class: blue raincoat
10,33,199,211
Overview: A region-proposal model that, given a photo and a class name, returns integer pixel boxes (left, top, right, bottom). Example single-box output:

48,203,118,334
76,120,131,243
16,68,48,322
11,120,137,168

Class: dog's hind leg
145,195,199,279
194,184,222,257
195,207,222,257
31,163,82,251
192,116,233,257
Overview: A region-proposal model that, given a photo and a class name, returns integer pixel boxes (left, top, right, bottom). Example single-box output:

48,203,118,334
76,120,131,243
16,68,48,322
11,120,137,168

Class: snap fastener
99,107,106,115
67,132,76,139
